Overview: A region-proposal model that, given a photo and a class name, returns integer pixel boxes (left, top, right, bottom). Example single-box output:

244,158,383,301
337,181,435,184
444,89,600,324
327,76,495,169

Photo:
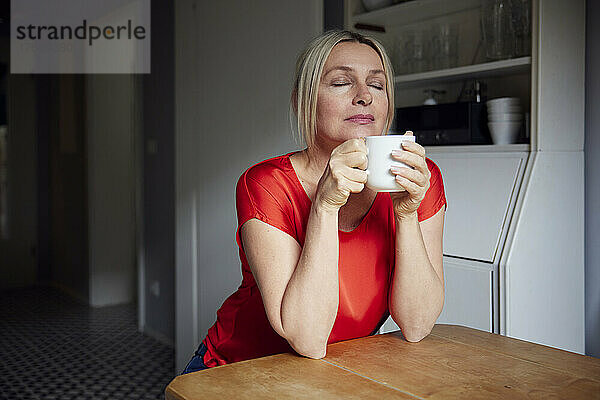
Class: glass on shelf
430,23,458,70
393,33,411,75
481,0,531,60
481,0,514,60
408,29,430,74
393,21,461,76
393,28,431,75
510,0,531,57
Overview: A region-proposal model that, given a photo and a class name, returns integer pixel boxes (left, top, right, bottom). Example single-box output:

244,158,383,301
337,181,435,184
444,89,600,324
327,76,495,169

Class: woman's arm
241,203,339,359
389,207,445,342
387,135,445,342
241,139,369,359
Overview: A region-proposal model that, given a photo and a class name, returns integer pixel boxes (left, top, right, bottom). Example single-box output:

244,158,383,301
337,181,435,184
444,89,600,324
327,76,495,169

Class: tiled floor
0,286,174,400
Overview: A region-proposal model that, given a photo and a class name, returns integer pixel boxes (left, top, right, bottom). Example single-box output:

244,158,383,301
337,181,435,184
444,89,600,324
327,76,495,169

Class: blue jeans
181,342,209,375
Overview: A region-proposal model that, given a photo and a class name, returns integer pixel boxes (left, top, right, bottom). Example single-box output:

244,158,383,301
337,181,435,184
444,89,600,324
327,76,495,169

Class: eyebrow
323,66,385,77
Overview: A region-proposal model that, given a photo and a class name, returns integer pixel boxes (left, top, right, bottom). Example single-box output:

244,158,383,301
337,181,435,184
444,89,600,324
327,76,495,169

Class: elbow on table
289,338,327,360
299,347,327,360
402,326,433,343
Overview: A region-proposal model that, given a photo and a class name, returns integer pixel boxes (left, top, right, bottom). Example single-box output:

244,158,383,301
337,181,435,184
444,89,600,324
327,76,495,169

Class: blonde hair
291,30,395,147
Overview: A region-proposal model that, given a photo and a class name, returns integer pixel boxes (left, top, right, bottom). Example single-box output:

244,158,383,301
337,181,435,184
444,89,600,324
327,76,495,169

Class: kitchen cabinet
381,258,495,334
436,259,494,332
354,0,586,354
427,148,528,263
381,147,526,335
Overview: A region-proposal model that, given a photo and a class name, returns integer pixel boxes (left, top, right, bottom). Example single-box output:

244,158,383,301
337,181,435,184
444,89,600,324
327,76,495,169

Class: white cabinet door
428,152,526,262
505,152,585,353
437,258,494,332
379,257,494,335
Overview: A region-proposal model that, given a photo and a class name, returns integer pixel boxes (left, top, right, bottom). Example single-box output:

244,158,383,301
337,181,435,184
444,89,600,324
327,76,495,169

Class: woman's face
315,41,389,146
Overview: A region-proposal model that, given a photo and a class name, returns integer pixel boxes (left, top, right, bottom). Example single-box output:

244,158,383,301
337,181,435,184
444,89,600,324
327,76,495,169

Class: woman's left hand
389,134,431,220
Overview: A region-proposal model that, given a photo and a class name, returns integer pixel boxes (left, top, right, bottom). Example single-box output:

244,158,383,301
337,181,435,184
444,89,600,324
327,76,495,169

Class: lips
345,114,375,124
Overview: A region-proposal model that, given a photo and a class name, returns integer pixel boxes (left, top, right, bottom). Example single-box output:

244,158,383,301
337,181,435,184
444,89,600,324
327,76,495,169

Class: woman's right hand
314,138,369,212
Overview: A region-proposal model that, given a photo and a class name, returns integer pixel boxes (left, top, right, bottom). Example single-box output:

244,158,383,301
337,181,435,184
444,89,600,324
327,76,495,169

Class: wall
175,0,322,371
36,76,50,284
48,76,89,301
0,68,37,288
86,75,136,307
585,0,600,358
141,0,175,344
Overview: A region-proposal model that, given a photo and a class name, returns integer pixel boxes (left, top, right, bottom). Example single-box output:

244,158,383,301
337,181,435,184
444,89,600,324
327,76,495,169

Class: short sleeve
235,170,297,245
417,158,447,222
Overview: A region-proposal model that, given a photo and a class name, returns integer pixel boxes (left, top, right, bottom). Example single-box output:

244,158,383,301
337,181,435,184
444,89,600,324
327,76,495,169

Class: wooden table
165,324,600,399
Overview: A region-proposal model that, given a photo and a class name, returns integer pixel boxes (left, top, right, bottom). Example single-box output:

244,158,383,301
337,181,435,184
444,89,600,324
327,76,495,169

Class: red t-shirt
202,151,447,367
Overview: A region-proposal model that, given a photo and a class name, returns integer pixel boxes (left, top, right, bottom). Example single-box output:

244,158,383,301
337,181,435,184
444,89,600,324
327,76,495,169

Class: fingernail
391,149,402,156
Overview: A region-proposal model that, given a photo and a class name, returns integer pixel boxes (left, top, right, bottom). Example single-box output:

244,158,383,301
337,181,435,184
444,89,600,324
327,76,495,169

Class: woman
182,30,446,374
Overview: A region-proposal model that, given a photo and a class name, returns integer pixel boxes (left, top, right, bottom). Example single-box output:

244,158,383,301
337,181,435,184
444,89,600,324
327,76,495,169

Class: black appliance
393,102,491,145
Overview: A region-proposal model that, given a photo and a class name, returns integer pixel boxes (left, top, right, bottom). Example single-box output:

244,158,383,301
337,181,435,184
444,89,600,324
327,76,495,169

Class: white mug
365,134,416,192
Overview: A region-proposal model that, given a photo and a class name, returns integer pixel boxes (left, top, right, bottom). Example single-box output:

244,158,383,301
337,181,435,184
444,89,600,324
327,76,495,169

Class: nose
352,83,373,106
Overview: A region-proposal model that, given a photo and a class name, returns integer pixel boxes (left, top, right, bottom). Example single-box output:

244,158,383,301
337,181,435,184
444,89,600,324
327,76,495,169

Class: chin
321,126,384,144
350,127,384,138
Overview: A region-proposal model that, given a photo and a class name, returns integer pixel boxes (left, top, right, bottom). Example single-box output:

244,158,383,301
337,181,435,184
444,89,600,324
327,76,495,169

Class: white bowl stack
486,97,523,145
